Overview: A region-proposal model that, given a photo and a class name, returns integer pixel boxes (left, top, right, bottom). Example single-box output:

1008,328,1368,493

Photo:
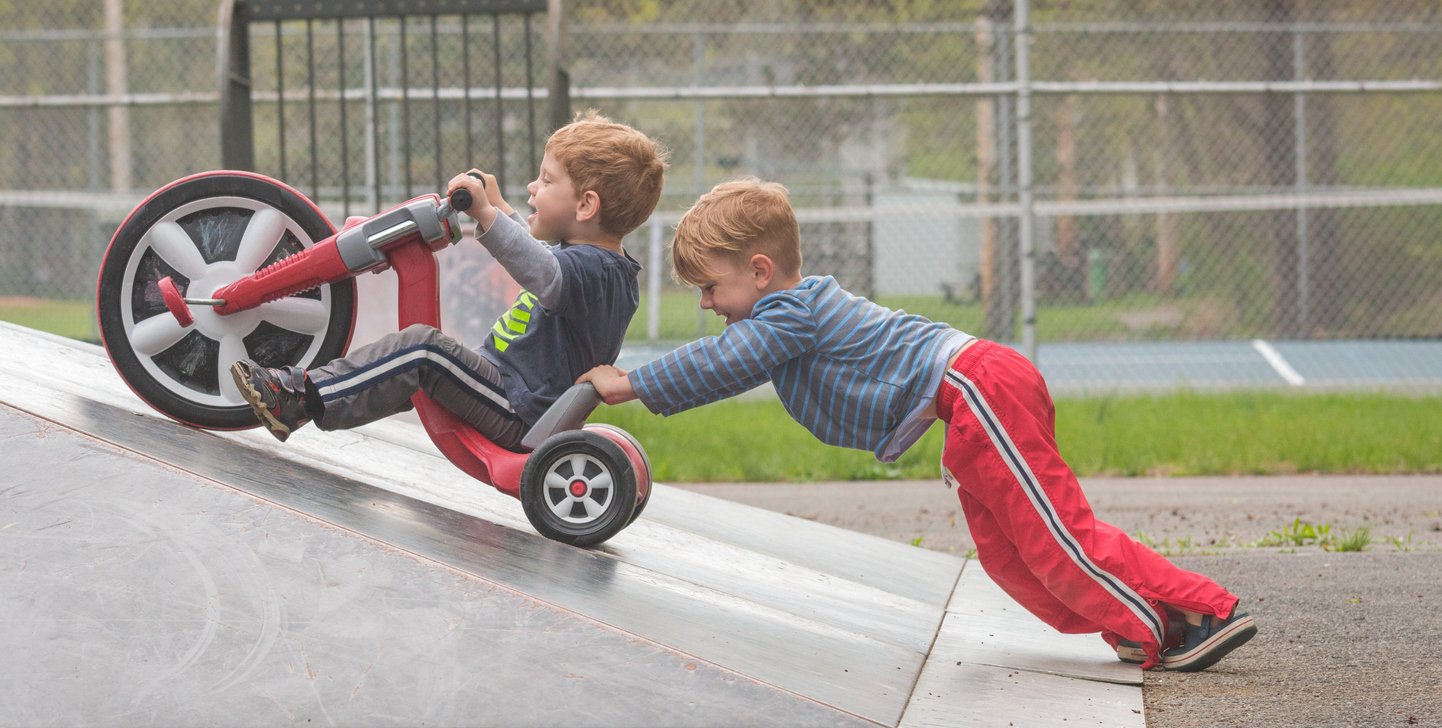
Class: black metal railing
219,0,565,217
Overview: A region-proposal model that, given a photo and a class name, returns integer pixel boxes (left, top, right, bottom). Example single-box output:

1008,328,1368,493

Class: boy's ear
749,253,775,290
576,189,601,222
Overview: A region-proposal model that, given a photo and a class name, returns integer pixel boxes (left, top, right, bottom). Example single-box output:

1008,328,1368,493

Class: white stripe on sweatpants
946,369,1164,645
316,346,513,413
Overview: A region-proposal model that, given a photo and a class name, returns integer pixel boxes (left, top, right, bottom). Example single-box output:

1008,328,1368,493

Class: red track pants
938,340,1239,667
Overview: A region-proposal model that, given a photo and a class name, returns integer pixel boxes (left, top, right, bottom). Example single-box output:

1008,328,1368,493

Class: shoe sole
1116,644,1147,664
230,361,293,443
1162,614,1257,672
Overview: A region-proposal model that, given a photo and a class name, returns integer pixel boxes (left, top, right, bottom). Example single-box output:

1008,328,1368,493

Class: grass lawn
0,298,96,342
590,391,1442,483
8,297,1438,483
628,289,1249,343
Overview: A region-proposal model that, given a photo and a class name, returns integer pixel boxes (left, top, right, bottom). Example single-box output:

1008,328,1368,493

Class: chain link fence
3,1,1440,390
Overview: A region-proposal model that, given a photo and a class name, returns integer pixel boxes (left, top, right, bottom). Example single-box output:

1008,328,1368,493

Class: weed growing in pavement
1210,535,1241,550
1133,530,1211,556
1386,532,1421,552
1251,519,1384,552
1329,526,1372,553
1256,518,1333,548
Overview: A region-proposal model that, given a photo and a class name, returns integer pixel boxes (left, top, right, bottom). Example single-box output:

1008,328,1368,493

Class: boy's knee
400,322,465,358
400,323,448,348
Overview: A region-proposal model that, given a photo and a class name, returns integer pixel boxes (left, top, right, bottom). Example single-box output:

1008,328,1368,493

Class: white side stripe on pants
945,369,1164,645
315,346,514,413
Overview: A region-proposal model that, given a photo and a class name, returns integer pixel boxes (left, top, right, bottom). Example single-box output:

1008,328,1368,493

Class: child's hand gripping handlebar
440,170,485,219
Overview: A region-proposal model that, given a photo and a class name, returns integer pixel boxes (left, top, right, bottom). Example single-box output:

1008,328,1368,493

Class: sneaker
1161,610,1257,672
1115,640,1147,665
231,360,310,442
1116,616,1185,664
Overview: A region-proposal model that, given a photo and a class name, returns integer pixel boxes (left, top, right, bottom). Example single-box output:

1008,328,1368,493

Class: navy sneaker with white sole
1161,610,1257,672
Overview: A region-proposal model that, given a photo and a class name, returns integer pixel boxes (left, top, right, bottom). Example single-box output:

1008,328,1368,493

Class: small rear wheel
520,430,637,547
96,172,354,429
584,423,652,525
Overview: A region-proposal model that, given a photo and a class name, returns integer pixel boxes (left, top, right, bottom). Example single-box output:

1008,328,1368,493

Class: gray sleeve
475,211,563,308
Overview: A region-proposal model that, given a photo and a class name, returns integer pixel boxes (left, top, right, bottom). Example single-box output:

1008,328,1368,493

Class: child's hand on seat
578,365,637,405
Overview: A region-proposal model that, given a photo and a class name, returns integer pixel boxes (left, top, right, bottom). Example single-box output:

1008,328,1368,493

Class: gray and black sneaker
231,360,311,442
1162,610,1257,672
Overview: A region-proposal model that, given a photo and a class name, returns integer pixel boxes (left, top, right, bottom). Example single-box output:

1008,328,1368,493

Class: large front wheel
96,172,355,429
520,430,637,547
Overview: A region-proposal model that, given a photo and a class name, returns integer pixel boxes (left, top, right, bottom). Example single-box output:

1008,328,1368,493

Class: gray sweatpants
306,323,528,450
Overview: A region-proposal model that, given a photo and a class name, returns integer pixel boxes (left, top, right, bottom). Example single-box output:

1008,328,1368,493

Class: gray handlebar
520,382,603,451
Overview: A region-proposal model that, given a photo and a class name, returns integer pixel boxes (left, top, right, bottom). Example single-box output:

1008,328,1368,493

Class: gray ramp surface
0,322,1140,727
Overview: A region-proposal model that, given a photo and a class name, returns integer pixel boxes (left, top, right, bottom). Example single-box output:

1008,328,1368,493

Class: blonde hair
545,109,668,238
671,178,803,287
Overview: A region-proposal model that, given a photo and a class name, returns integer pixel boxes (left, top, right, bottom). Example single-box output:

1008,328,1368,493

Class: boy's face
525,152,581,241
696,256,767,326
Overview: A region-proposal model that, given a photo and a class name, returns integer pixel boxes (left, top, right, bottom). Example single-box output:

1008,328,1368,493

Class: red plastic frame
384,237,528,496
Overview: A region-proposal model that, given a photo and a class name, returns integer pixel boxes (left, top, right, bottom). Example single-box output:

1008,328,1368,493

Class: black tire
96,171,354,429
584,423,652,525
520,430,637,547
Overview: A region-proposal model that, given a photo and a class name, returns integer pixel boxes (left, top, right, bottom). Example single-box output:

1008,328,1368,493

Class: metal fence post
1294,26,1312,335
104,0,131,192
546,0,571,131
217,0,254,171
1014,0,1037,361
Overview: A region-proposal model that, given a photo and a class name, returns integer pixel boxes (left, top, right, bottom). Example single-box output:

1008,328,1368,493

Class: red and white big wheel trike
96,171,651,547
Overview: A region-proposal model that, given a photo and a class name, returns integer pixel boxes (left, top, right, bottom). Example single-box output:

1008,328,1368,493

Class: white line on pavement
1251,339,1306,386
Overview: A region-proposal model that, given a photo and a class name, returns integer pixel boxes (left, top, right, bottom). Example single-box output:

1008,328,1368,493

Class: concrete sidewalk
677,477,1442,727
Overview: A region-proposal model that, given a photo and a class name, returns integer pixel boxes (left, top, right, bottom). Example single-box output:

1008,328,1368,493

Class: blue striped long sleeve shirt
630,276,973,462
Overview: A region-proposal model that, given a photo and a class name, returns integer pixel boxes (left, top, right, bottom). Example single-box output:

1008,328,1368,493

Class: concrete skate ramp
0,322,1140,726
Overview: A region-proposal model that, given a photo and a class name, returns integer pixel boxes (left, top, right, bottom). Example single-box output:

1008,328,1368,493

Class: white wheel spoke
544,471,572,492
581,495,605,519
217,334,250,404
258,296,330,335
234,208,286,272
586,472,613,493
144,221,210,280
129,315,190,357
564,454,590,479
548,493,578,518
